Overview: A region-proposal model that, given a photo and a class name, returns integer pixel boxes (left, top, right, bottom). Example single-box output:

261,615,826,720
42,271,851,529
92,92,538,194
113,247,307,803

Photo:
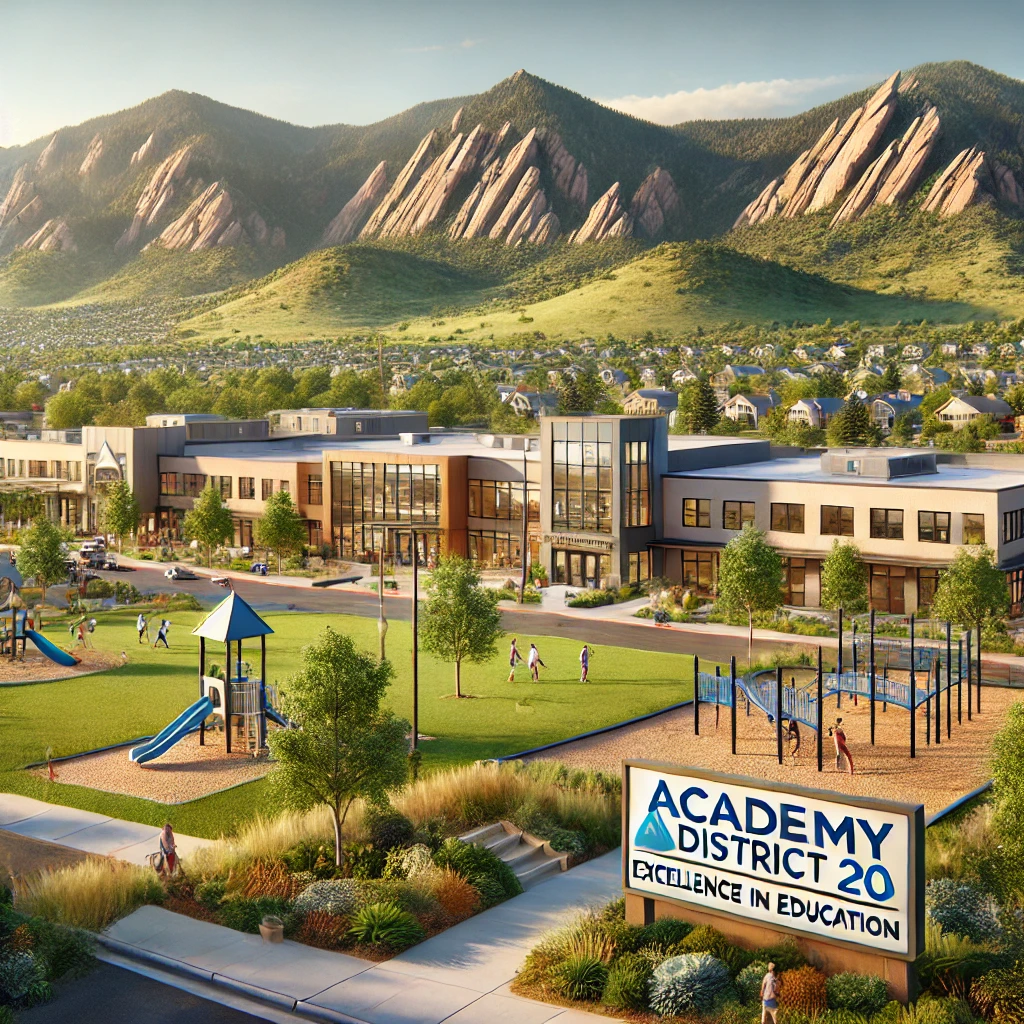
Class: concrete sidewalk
101,849,624,1024
0,794,210,867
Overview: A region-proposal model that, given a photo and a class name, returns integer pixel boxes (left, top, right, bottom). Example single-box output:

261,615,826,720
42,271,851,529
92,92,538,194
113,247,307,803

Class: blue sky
2,0,1024,146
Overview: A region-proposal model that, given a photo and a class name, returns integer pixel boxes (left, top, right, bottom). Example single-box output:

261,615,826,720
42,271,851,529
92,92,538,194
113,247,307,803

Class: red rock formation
130,132,162,168
488,165,542,240
541,130,589,208
480,121,512,168
733,178,782,229
35,134,60,173
630,167,679,237
322,161,388,245
528,211,561,244
992,162,1023,207
923,148,1023,217
116,145,193,250
154,182,241,250
506,189,548,244
0,167,35,228
360,131,437,238
20,218,76,253
451,107,464,133
572,182,629,243
457,129,539,239
79,134,104,177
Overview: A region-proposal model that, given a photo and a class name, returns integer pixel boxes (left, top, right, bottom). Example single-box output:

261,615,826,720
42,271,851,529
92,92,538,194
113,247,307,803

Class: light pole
519,445,528,603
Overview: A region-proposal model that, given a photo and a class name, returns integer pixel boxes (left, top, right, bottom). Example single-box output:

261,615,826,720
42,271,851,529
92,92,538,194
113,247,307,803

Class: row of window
3,459,83,482
468,480,540,522
160,474,299,501
682,499,985,544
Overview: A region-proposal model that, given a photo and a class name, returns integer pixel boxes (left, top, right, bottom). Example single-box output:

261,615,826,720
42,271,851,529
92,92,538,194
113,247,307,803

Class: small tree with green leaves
932,545,1010,645
826,396,880,447
18,517,71,607
182,484,234,566
268,628,408,868
420,554,504,697
676,376,719,434
716,524,784,667
255,489,306,572
101,481,140,553
820,540,867,625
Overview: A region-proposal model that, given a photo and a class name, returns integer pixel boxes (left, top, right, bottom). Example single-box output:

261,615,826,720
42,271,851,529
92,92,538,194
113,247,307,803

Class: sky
2,0,1024,147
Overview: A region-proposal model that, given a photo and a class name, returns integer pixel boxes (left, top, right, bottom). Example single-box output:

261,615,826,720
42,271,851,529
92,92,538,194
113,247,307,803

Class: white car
164,566,199,581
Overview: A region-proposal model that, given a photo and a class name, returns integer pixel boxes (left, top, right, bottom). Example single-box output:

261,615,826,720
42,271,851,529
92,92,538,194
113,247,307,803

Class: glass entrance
870,564,905,614
553,549,610,589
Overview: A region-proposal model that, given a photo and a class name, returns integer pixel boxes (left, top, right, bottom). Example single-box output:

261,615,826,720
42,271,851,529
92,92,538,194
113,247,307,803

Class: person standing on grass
528,642,546,682
153,618,170,649
579,644,590,683
507,637,524,682
760,963,779,1024
136,612,148,644
829,717,854,774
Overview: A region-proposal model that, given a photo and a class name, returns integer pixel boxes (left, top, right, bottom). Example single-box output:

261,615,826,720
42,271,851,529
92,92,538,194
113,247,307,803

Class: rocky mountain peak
78,134,104,177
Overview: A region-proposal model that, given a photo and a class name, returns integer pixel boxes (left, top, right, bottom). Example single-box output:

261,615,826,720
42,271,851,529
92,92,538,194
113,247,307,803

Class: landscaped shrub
926,879,1002,943
734,960,769,1004
779,965,827,1014
292,879,364,918
194,879,227,911
347,902,425,951
509,800,588,858
750,939,806,973
364,805,415,854
0,951,50,1008
296,911,349,950
427,869,480,922
567,589,616,608
825,971,890,1015
640,916,693,950
676,923,750,973
342,842,386,880
904,994,978,1024
551,954,608,1001
432,838,522,907
971,963,1024,1024
917,922,998,1000
23,918,94,981
601,952,653,1011
360,878,440,920
281,838,337,878
648,952,736,1015
239,860,301,901
219,896,291,934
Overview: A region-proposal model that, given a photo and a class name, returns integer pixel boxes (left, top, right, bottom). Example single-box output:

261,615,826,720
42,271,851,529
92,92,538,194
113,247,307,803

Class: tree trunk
332,806,343,868
456,658,462,698
748,609,753,670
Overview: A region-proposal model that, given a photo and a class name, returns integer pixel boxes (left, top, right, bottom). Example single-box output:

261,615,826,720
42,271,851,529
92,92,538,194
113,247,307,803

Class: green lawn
0,609,698,838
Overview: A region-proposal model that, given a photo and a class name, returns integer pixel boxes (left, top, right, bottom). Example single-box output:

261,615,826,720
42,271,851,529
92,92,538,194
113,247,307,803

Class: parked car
103,555,132,571
211,576,232,588
250,563,269,576
164,566,198,581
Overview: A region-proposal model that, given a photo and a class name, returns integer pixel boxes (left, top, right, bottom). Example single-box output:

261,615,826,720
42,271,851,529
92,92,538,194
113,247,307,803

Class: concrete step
482,831,524,858
517,857,564,887
460,822,505,845
457,819,569,890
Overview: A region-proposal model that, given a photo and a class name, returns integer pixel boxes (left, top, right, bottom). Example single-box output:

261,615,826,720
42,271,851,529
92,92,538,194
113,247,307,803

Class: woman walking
579,644,590,683
528,642,546,682
507,638,524,682
829,717,854,774
158,823,178,877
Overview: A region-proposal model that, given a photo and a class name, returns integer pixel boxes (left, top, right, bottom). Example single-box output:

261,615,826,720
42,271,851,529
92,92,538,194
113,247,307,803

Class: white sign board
624,762,924,959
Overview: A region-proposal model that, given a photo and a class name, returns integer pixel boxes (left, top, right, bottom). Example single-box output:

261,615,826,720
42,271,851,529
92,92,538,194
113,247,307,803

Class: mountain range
1,61,1022,341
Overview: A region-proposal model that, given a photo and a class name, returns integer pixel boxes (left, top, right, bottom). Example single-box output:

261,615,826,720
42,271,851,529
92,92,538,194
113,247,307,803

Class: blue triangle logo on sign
634,810,674,852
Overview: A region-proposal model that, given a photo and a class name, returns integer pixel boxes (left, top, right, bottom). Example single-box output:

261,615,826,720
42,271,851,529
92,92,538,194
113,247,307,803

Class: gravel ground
39,732,272,803
0,646,123,684
526,686,1021,816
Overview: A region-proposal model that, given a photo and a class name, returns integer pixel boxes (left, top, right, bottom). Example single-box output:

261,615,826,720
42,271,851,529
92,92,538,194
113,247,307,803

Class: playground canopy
192,591,274,643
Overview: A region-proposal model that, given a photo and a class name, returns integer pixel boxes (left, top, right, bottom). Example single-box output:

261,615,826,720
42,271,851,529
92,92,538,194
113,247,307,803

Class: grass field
0,609,698,839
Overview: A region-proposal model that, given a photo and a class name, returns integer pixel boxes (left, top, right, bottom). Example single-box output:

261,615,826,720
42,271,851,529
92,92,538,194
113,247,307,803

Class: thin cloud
400,38,484,54
601,74,870,124
460,38,482,49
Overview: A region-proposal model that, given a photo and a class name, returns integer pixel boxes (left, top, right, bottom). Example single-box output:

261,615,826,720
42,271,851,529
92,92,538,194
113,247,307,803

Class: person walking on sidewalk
158,823,178,877
507,638,524,682
528,642,546,682
760,963,779,1024
579,644,590,683
829,717,854,774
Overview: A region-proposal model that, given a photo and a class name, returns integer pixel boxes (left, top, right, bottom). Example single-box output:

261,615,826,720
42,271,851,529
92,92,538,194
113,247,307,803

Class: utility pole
378,538,387,661
519,445,528,603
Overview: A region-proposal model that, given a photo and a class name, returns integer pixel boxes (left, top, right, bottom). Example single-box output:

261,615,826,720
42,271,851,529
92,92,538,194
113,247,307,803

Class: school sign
623,762,925,960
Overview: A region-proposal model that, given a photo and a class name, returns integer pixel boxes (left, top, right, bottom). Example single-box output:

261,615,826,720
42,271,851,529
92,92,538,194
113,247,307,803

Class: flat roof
667,436,766,451
667,455,1024,492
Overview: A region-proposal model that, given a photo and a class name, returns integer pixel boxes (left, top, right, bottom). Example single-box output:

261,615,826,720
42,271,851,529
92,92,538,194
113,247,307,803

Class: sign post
623,761,924,1001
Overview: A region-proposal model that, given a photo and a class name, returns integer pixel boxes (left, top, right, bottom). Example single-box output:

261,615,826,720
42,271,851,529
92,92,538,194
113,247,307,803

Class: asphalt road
22,962,268,1024
105,564,781,664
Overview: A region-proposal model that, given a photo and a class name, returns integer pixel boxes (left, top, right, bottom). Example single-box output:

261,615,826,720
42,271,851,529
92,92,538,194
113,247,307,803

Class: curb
95,934,214,982
925,781,993,827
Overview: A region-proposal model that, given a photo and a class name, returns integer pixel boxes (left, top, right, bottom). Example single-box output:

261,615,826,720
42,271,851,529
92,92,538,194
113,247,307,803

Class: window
962,513,985,545
1003,508,1024,543
723,501,755,531
629,551,651,583
624,440,651,527
918,511,950,544
160,472,181,496
551,420,613,534
238,477,255,500
279,480,290,494
262,478,274,500
468,480,538,521
307,520,323,547
918,567,940,609
468,530,522,569
782,557,806,607
67,462,81,482
821,505,854,536
683,498,710,528
219,476,233,500
682,549,717,592
307,474,323,505
183,473,206,497
771,503,804,533
870,508,903,540
6,461,13,477
28,461,47,478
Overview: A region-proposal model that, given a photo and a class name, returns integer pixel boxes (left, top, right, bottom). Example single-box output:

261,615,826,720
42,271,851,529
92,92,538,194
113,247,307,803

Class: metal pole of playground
198,635,206,747
976,622,982,715
225,638,232,754
693,654,700,736
817,646,823,773
966,629,972,722
869,609,876,746
852,620,858,705
957,636,963,725
837,608,843,709
715,665,721,730
933,657,940,745
411,529,419,755
776,666,783,766
730,656,737,756
909,614,916,759
259,633,267,751
925,641,931,747
945,621,952,740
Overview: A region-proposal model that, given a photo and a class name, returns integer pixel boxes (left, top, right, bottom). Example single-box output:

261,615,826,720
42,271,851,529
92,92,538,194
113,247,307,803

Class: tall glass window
551,420,613,534
468,480,539,521
330,461,441,557
624,441,650,527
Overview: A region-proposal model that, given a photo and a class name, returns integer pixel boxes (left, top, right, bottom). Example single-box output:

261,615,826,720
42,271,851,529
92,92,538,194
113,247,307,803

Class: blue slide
264,706,294,729
130,697,213,765
24,630,80,668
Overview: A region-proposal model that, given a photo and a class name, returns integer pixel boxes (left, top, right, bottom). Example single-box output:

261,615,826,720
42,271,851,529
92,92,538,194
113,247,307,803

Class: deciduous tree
255,490,306,572
18,517,71,607
101,481,140,553
182,485,234,567
932,545,1009,642
820,540,867,622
